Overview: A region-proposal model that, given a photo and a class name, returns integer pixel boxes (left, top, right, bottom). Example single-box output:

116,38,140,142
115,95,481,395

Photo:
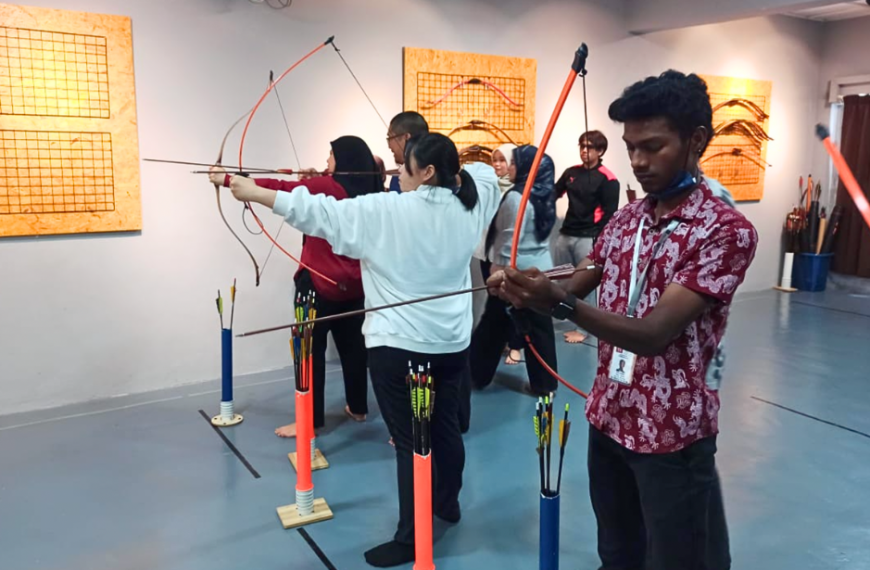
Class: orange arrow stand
277,389,333,529
296,391,314,491
413,453,436,570
289,356,330,471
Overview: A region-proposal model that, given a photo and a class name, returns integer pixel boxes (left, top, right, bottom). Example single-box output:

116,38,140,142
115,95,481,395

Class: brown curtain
832,95,870,278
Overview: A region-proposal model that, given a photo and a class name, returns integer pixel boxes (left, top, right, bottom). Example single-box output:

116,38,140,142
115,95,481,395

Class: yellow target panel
403,47,536,163
0,3,141,237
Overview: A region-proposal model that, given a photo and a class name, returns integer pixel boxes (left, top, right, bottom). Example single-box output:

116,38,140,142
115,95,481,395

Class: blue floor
2,290,870,570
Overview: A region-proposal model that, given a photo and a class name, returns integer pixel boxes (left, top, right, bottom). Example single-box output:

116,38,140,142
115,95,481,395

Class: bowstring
329,40,388,128
272,69,302,169
582,72,591,185
258,70,301,278
582,73,589,141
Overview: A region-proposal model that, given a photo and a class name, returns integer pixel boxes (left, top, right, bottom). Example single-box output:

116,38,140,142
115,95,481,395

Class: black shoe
364,540,415,568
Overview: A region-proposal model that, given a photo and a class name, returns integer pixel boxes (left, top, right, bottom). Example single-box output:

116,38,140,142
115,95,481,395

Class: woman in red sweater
211,135,381,437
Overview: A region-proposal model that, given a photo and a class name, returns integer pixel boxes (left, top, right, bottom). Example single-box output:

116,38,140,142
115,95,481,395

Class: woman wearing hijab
220,132,501,568
491,143,516,195
477,143,524,365
210,135,380,438
470,145,559,396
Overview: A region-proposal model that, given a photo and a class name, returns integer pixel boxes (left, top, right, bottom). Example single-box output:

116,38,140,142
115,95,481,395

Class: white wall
624,16,825,294
811,16,870,204
0,0,827,414
818,16,870,101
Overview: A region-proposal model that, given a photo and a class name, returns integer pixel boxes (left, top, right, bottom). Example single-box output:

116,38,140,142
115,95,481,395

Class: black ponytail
455,169,478,211
404,133,479,211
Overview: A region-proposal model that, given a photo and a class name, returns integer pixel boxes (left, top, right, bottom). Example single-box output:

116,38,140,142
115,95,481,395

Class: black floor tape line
791,300,870,320
197,411,338,567
198,409,261,478
751,397,870,441
298,528,339,570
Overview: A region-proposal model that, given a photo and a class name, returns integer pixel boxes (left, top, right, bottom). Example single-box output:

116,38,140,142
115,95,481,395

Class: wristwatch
550,293,578,320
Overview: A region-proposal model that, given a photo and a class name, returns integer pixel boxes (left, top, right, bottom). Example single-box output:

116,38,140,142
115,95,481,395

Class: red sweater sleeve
223,174,345,198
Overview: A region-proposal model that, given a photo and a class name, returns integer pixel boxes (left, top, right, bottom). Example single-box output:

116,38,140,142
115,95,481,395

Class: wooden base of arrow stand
211,413,243,426
289,449,329,471
277,498,333,529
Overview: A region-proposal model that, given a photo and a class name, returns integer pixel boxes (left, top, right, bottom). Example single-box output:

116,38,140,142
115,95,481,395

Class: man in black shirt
553,130,620,343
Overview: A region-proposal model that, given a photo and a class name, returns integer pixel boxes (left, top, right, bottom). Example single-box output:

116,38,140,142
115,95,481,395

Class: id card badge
608,346,637,386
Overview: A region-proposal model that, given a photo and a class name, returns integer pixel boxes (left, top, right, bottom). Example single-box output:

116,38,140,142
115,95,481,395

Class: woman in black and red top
213,136,381,437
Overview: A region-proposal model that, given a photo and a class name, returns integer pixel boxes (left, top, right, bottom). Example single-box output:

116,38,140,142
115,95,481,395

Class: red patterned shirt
586,182,758,453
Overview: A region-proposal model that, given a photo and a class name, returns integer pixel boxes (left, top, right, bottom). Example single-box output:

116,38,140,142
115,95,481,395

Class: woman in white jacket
221,132,500,568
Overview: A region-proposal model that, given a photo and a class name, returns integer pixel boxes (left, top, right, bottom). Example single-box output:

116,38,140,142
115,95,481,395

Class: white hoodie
272,163,501,354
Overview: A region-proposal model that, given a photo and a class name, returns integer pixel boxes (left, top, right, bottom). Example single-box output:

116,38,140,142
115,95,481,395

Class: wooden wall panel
700,74,773,202
403,47,536,162
0,3,141,237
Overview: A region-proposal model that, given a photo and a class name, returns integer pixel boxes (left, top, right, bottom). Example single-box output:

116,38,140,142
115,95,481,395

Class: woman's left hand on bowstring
487,267,565,314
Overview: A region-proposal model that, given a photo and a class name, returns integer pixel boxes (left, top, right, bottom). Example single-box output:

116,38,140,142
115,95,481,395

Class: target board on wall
700,74,773,202
0,3,141,237
403,47,536,165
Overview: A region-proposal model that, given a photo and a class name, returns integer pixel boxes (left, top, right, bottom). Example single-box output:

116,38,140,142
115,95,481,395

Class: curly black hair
608,70,713,153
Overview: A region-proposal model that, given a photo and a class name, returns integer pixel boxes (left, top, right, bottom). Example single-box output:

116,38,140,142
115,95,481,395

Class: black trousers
458,362,471,434
470,294,558,394
588,425,731,570
295,271,368,429
368,346,467,545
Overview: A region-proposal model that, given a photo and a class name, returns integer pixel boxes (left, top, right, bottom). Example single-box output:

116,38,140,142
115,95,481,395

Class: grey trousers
553,234,597,308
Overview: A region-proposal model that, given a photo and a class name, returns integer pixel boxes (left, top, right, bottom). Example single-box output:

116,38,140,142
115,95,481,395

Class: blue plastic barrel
792,253,834,292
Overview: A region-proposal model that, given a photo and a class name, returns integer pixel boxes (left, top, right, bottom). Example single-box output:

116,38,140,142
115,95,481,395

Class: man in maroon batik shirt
488,70,757,570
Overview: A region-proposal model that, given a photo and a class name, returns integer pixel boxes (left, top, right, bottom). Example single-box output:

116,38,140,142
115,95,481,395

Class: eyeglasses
386,133,405,144
579,143,595,150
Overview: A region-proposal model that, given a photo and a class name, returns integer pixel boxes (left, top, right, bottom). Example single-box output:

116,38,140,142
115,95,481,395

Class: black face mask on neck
657,139,699,200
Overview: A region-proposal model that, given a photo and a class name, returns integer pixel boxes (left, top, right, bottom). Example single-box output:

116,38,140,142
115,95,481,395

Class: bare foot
564,330,588,344
275,423,297,438
505,349,522,365
345,405,366,422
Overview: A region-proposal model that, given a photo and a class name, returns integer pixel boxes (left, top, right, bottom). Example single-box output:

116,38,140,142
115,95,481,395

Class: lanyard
627,218,680,317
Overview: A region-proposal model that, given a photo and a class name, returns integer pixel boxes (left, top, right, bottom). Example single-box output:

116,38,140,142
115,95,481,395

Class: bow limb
424,78,522,108
447,120,518,145
215,106,263,286
507,44,591,399
510,44,588,269
236,37,340,287
215,187,261,286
